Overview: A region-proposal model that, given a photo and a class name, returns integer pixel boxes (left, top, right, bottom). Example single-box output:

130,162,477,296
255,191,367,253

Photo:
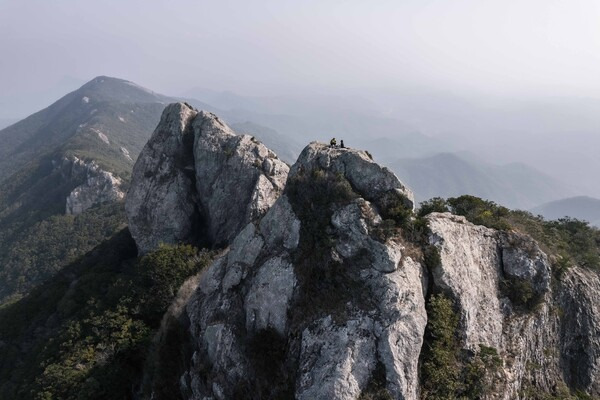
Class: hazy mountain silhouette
532,196,600,227
390,152,579,210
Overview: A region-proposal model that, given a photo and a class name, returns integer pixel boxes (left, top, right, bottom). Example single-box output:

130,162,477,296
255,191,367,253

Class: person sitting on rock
330,137,337,147
340,140,345,148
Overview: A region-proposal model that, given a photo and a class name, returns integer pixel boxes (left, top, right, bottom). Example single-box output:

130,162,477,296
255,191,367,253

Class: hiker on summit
330,137,337,147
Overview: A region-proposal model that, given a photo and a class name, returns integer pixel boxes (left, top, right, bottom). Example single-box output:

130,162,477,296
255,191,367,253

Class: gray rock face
63,156,125,215
558,267,600,396
131,127,600,399
297,315,377,400
427,213,505,350
192,111,288,246
126,103,200,254
291,142,415,211
181,143,426,400
427,212,600,398
126,103,289,254
244,256,296,335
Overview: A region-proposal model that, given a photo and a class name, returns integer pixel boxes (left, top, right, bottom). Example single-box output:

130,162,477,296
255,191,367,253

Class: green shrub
286,168,365,323
421,293,462,399
136,244,210,324
379,191,414,228
420,293,502,399
506,213,600,273
500,276,543,312
423,246,442,270
417,197,449,217
0,232,213,400
446,195,511,231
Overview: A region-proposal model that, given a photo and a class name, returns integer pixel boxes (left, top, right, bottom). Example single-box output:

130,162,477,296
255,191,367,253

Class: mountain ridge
0,102,598,399
390,151,579,210
532,195,600,227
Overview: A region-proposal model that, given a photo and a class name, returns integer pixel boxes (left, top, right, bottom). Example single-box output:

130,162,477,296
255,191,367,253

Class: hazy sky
2,0,600,117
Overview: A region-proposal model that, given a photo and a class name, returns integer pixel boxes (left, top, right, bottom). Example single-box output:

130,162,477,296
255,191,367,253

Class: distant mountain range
389,152,579,210
531,196,600,227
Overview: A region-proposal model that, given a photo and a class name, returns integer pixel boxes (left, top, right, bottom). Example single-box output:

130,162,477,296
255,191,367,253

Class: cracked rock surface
130,109,600,399
182,142,426,400
126,103,289,254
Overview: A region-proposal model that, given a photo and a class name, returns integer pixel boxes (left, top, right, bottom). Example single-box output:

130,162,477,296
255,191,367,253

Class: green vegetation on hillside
0,76,169,303
0,230,213,400
0,202,127,304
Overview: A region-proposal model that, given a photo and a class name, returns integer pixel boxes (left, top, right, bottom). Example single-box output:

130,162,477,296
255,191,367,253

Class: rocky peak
181,140,426,399
291,142,415,212
192,110,289,246
126,103,289,254
127,110,599,399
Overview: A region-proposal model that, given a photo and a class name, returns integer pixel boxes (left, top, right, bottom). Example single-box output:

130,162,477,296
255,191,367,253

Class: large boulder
126,103,200,254
126,103,289,254
291,142,415,212
192,111,288,247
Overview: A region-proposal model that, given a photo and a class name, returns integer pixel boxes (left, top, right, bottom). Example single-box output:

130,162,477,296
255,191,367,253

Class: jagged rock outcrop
291,142,415,212
193,111,288,246
427,212,600,398
181,142,426,400
125,103,200,254
129,109,600,399
126,103,289,254
62,156,125,215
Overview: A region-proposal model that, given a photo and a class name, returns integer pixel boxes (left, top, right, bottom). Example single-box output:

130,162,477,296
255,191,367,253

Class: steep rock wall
126,103,289,254
427,212,600,398
181,143,426,400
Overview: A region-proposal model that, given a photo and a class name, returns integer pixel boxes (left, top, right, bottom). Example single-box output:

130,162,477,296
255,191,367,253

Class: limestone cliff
427,212,600,398
125,103,289,254
182,142,426,400
129,106,600,400
61,156,125,215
